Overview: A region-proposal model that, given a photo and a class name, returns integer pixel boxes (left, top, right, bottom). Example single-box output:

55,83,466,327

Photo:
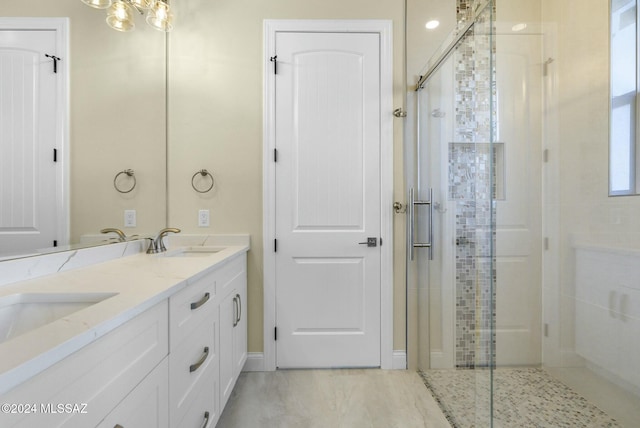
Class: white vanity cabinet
0,301,169,428
0,247,249,428
169,270,220,427
168,252,247,427
218,256,248,410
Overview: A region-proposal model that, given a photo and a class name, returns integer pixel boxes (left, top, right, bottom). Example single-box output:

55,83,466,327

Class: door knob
358,237,377,247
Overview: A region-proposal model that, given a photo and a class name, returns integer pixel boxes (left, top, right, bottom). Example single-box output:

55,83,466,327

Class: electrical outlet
124,210,136,227
198,209,210,227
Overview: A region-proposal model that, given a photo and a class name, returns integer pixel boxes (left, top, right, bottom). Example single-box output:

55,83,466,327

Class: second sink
0,292,118,344
163,246,226,257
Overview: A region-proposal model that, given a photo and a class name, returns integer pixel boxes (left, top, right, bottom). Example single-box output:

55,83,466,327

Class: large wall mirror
1,0,167,259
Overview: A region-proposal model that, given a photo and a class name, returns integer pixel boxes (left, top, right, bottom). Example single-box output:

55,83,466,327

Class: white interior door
494,34,543,366
274,31,382,368
0,24,65,255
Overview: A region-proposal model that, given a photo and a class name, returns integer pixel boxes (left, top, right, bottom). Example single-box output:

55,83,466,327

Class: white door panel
0,28,61,254
494,34,543,366
275,32,381,368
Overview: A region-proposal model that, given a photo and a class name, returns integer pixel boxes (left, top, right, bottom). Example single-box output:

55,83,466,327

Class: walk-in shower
406,0,640,426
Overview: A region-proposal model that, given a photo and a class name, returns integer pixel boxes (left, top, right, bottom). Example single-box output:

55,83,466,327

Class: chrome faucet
100,228,127,242
146,227,181,254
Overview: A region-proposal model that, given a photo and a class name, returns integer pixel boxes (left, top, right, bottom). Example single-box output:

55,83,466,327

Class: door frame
262,19,394,371
0,17,70,248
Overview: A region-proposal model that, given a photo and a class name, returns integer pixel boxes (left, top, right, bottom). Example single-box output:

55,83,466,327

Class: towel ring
191,169,214,193
114,169,136,193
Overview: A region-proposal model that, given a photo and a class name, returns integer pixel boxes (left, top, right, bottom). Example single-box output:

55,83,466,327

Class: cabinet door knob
189,347,210,373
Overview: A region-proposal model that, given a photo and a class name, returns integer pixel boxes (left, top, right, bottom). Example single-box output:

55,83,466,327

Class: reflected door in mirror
0,22,68,255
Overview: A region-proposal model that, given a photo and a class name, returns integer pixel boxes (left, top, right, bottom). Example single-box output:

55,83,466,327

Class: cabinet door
233,269,247,377
219,289,236,409
97,358,169,428
220,267,248,409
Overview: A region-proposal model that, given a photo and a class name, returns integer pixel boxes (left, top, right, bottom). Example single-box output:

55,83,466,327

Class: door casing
262,19,394,371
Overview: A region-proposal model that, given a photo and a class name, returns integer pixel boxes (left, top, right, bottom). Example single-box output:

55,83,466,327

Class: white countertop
0,240,249,395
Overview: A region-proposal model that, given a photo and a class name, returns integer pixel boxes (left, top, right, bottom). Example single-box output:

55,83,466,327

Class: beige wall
2,0,166,244
167,0,407,353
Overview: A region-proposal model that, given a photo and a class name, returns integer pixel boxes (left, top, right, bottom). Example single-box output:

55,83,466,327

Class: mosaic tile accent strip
419,368,620,428
450,0,497,368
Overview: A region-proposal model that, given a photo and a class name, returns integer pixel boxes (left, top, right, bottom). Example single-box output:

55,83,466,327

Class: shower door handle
410,187,434,261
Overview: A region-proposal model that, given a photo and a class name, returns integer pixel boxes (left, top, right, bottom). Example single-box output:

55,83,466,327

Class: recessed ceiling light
512,23,527,32
425,20,440,30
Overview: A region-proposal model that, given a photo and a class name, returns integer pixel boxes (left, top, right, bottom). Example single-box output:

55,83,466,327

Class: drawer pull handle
190,292,210,310
190,346,210,373
201,411,211,428
236,293,242,325
233,294,241,327
115,425,124,428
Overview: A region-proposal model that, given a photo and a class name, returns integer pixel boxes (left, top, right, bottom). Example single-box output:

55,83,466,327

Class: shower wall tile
452,0,497,369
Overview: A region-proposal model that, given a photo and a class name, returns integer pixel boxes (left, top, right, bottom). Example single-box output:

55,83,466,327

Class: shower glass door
410,1,496,426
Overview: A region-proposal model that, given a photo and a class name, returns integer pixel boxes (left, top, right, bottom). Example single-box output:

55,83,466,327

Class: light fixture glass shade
81,0,113,9
146,1,173,32
106,1,135,32
130,0,156,10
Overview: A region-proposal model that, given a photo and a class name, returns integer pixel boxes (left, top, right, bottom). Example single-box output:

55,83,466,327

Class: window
610,0,639,195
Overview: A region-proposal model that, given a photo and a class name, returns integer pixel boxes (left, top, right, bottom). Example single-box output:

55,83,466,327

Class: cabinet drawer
169,271,216,351
0,301,168,428
169,307,218,427
217,254,246,297
97,357,169,428
173,361,219,428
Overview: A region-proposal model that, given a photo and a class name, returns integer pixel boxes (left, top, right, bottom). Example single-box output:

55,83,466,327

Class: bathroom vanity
0,236,249,427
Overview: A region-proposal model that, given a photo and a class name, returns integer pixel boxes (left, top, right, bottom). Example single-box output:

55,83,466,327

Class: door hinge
274,239,278,252
53,148,58,162
380,237,383,246
270,55,278,74
543,149,549,163
45,54,61,74
53,240,58,247
274,327,278,341
274,148,278,162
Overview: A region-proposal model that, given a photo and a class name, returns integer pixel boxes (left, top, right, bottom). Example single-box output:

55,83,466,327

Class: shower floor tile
420,368,621,428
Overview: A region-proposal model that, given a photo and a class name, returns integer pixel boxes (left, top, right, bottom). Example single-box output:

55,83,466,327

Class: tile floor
217,369,452,428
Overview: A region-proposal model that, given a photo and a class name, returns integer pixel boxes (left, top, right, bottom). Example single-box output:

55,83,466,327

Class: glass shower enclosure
407,1,497,425
407,0,640,426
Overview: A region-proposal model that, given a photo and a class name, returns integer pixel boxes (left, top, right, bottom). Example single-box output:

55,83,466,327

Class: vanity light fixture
81,0,174,32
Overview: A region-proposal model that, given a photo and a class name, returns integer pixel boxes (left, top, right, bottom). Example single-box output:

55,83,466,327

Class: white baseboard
243,352,266,372
243,352,405,371
392,350,407,370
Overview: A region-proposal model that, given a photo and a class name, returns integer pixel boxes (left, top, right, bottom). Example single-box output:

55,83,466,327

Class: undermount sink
0,292,118,344
163,246,226,257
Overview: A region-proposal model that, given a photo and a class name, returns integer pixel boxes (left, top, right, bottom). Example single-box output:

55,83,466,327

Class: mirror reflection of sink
163,246,226,257
0,292,118,344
